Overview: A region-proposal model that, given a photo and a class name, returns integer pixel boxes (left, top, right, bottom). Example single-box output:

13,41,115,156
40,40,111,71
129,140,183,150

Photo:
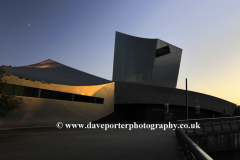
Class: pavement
0,127,183,160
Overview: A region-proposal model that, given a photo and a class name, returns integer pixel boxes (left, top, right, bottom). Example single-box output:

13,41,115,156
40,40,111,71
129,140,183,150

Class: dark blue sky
1,0,240,104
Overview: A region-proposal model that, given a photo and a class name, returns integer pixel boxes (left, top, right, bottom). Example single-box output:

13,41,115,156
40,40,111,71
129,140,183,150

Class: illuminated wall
0,71,114,128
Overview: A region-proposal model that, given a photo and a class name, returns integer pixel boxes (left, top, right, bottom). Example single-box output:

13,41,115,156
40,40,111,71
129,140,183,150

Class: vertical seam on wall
121,84,130,103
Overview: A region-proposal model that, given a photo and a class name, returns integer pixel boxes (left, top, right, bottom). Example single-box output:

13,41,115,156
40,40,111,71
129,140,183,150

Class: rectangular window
2,83,104,104
6,84,14,95
66,93,73,101
96,98,104,104
24,87,34,97
14,85,24,96
74,95,103,104
57,92,73,101
81,95,90,103
33,88,40,97
49,91,58,99
89,97,97,103
156,46,171,58
74,94,83,102
57,92,64,100
41,89,50,99
1,83,14,94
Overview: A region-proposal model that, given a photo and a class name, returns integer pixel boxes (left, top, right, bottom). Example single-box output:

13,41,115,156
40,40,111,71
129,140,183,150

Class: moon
28,24,30,26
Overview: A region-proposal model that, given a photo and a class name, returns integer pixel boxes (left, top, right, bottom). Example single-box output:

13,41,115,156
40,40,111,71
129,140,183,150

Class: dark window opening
57,92,72,101
2,83,104,104
156,46,171,58
89,97,97,103
49,91,58,99
2,83,14,95
14,85,24,96
96,98,104,104
33,88,40,97
81,96,91,103
41,89,50,99
74,94,85,102
74,95,103,104
24,87,34,97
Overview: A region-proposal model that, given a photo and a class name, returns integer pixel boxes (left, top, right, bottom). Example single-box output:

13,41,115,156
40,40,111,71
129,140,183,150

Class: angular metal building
109,32,236,122
0,32,236,128
113,32,182,88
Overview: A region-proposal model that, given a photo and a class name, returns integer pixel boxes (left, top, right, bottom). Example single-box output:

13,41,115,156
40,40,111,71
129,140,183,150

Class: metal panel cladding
151,40,182,88
112,32,157,84
112,32,182,88
115,82,236,116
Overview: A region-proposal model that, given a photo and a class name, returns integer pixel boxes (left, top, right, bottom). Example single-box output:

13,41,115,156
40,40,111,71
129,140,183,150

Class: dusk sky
1,0,240,105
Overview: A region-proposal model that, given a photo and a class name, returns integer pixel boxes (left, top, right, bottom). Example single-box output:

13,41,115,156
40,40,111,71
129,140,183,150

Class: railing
177,117,240,134
200,121,240,133
175,128,213,160
177,116,240,123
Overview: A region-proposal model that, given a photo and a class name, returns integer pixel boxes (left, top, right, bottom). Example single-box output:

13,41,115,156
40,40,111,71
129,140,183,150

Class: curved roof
3,59,110,86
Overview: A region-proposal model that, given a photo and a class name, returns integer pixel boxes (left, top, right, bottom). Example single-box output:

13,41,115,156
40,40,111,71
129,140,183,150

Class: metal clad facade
151,40,182,88
112,32,157,84
115,82,235,116
113,32,182,88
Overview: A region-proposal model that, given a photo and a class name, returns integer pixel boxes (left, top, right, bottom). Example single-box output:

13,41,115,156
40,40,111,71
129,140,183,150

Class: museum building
0,32,236,128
